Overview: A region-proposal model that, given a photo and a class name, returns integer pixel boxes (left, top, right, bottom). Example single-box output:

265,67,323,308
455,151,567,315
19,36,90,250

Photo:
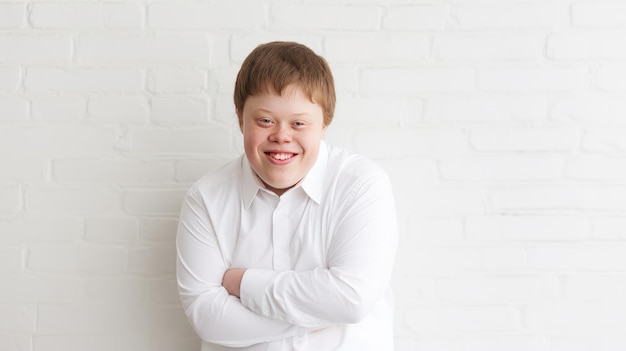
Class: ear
321,124,328,139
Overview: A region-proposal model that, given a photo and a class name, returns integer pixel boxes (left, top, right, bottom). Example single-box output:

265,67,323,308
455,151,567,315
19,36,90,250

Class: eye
258,118,273,125
293,121,306,127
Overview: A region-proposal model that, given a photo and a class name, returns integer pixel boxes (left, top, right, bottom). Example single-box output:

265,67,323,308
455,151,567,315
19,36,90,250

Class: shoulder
186,157,242,201
326,144,388,182
324,144,391,199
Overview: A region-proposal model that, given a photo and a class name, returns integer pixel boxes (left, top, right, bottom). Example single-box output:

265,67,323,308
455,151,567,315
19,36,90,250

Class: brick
335,96,423,128
0,335,30,351
141,306,196,337
0,216,82,243
31,3,142,29
492,185,626,212
78,246,128,275
123,189,186,215
403,187,488,217
150,336,200,351
213,96,238,130
550,334,626,351
467,215,589,241
0,35,71,64
0,275,81,304
148,1,264,29
270,2,381,30
128,246,176,277
54,159,174,185
328,66,360,95
0,67,20,91
85,277,144,303
552,93,626,126
77,33,211,65
396,247,482,274
466,335,550,351
26,246,77,274
26,188,122,215
27,245,127,275
391,275,436,307
0,305,36,333
147,67,206,93
481,247,527,271
437,276,559,303
406,305,521,333
383,4,448,30
0,186,20,215
525,302,626,331
37,304,134,333
128,127,232,154
325,34,429,63
354,128,470,158
573,2,626,28
25,68,142,93
0,3,25,28
87,96,149,124
144,278,179,303
0,96,28,122
528,246,626,271
406,218,464,242
175,158,232,184
564,274,626,301
0,246,22,274
85,217,139,244
0,126,117,155
470,127,580,151
151,97,209,127
425,94,548,122
593,217,626,240
212,66,239,94
566,155,626,180
434,32,545,60
32,96,86,122
596,63,626,90
34,334,143,351
396,336,463,351
478,66,589,91
548,32,626,60
584,127,626,152
377,158,439,189
139,218,178,242
362,67,475,94
455,2,565,29
440,155,564,181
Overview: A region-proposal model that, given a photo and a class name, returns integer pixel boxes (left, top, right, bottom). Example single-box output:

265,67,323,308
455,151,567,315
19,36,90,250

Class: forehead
244,85,322,113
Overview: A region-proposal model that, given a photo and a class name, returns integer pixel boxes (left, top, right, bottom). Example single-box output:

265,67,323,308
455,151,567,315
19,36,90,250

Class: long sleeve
239,169,398,328
176,191,305,347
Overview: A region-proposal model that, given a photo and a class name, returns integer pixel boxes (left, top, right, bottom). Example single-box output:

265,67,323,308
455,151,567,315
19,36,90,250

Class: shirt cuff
240,268,276,315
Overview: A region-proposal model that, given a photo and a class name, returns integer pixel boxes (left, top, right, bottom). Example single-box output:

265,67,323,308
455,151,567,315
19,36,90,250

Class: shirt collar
241,141,328,209
299,140,327,205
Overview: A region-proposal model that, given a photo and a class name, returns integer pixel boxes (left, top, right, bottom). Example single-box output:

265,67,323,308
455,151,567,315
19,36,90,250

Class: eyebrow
251,108,313,118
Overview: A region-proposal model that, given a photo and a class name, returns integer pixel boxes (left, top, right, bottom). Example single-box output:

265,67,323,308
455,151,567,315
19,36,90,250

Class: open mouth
266,152,296,161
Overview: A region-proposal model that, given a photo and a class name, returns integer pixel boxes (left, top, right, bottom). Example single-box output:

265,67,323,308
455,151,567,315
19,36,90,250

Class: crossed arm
177,172,397,345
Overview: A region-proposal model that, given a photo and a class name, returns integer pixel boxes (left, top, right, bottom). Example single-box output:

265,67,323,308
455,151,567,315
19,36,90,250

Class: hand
222,268,246,298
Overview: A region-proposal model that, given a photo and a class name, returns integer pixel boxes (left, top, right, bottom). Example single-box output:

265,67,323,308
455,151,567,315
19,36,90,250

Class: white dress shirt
176,141,398,351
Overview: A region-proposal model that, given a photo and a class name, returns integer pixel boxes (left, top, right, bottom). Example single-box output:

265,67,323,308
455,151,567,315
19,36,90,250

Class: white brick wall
1,1,625,350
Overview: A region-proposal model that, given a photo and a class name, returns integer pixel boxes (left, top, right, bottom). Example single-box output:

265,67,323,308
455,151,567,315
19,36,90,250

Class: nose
268,124,292,143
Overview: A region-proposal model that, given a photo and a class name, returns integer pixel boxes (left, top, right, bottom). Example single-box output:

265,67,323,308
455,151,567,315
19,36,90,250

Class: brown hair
234,41,336,126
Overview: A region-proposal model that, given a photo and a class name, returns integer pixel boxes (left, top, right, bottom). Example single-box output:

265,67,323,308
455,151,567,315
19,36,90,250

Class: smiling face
239,84,327,196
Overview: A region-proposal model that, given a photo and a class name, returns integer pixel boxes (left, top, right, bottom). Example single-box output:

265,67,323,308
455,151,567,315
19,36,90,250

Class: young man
176,41,397,351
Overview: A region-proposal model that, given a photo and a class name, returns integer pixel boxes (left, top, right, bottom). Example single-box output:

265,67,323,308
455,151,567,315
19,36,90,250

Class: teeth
270,153,293,160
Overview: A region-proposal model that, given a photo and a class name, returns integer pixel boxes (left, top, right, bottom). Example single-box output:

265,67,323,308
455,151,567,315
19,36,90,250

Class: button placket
272,197,291,271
